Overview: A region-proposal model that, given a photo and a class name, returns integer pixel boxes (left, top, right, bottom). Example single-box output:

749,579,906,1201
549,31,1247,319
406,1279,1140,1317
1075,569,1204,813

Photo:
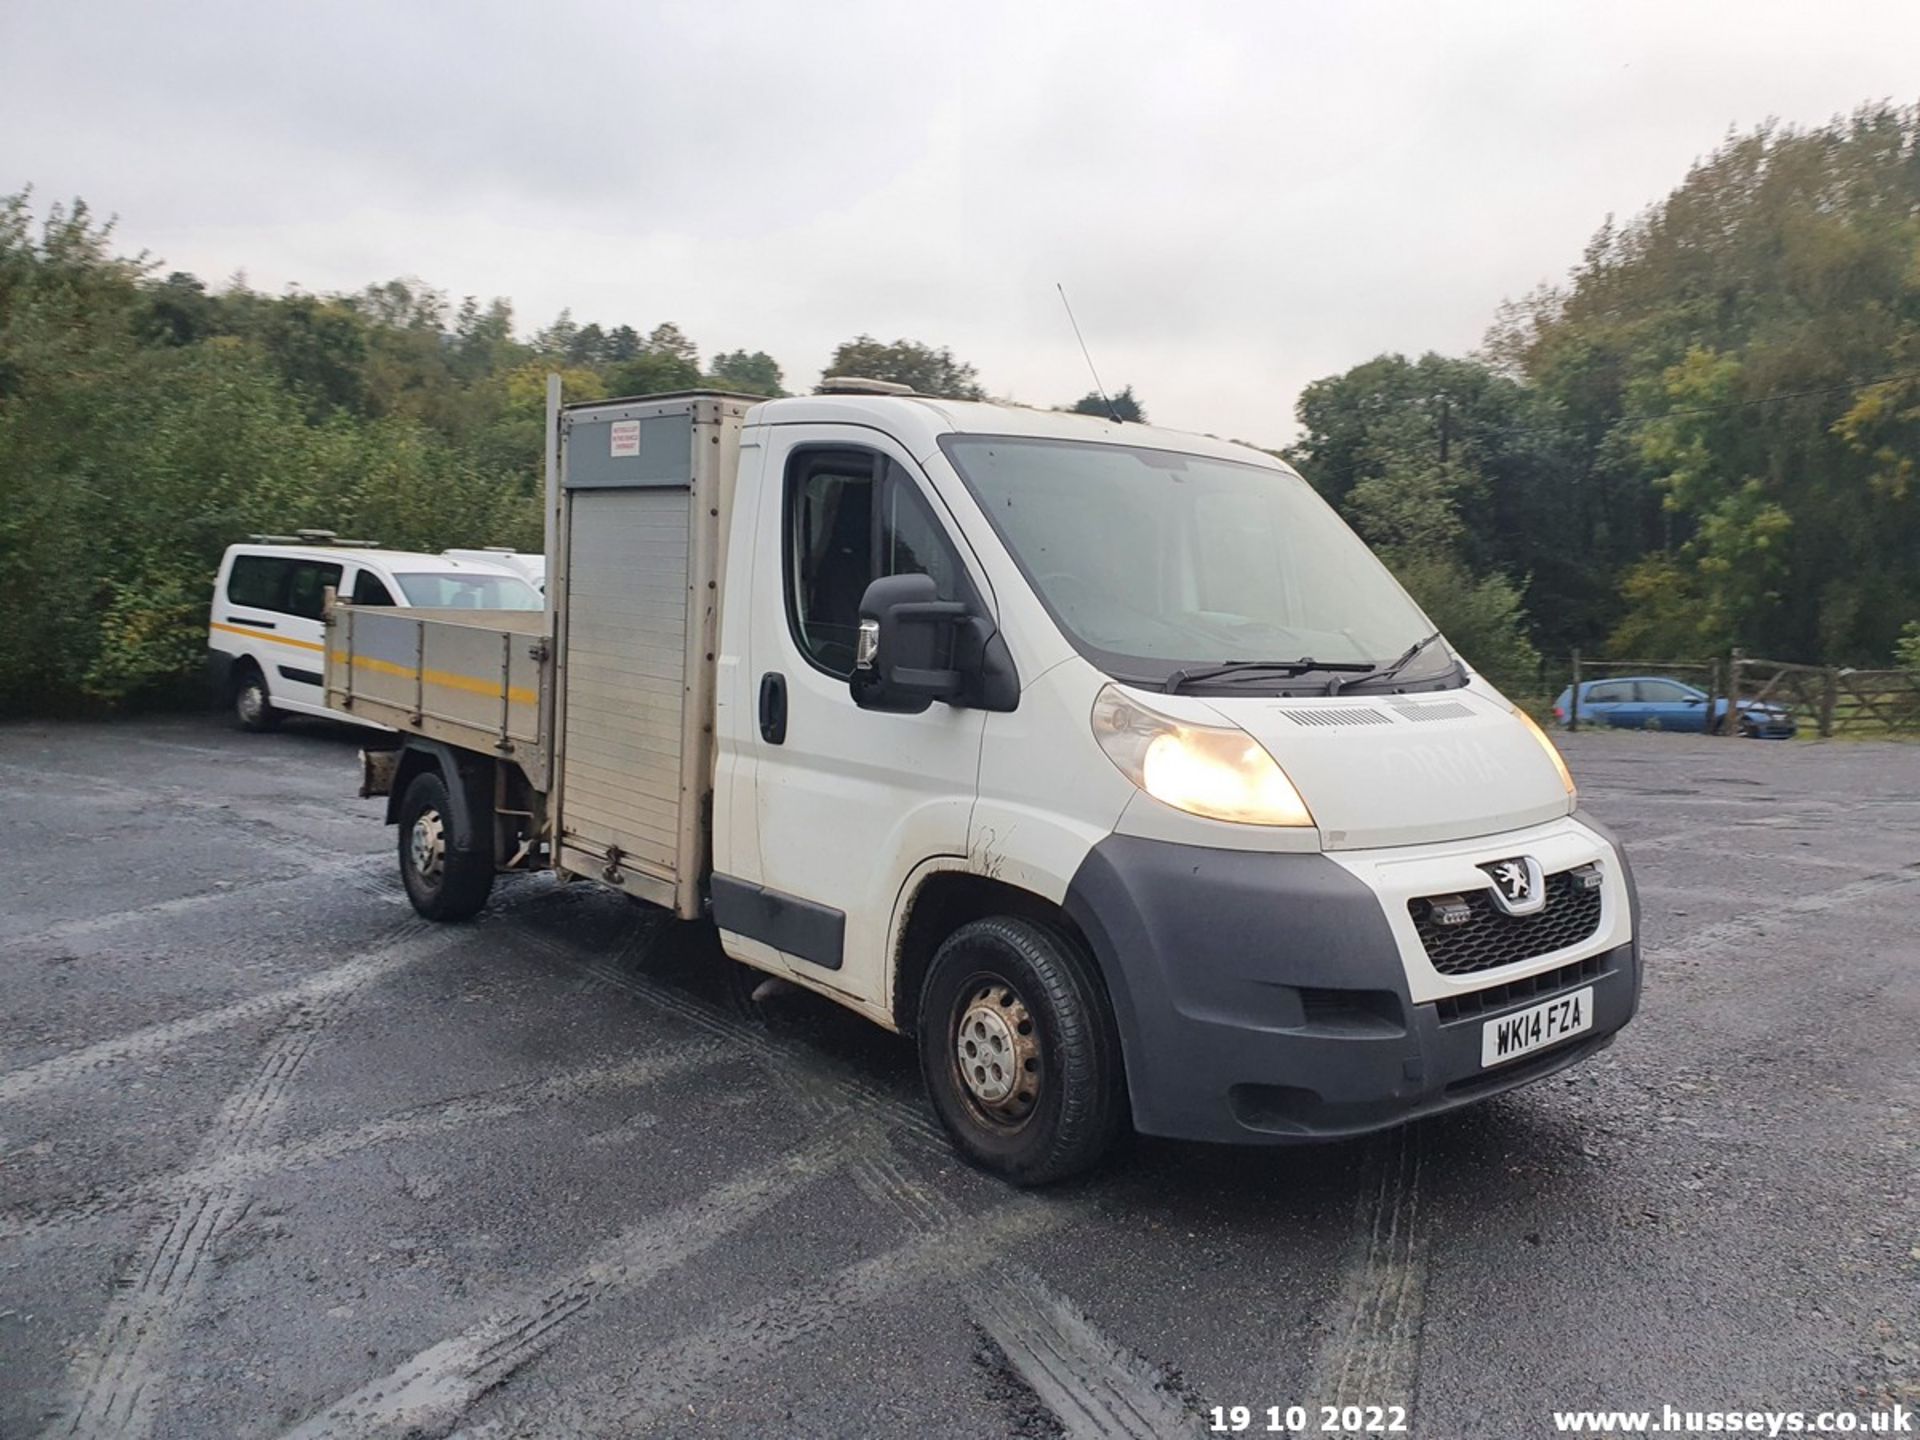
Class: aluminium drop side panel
550,394,744,918
325,605,548,772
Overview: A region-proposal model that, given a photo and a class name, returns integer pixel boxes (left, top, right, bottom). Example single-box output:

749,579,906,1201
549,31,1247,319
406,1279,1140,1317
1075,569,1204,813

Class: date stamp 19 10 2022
1210,1404,1410,1435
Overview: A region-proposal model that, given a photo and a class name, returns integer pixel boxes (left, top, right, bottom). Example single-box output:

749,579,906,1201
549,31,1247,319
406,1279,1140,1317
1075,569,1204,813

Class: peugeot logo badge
1479,856,1547,916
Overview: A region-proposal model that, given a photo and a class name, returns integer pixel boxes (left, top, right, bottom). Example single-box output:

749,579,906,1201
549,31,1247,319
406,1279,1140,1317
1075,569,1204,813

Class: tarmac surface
1,714,1916,1439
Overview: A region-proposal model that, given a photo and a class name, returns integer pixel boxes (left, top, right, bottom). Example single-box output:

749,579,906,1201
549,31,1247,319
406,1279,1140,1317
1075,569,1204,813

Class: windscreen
941,436,1451,686
393,572,542,610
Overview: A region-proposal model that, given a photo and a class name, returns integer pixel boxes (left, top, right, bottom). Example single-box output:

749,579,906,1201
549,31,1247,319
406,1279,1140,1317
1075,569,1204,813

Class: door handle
758,671,788,745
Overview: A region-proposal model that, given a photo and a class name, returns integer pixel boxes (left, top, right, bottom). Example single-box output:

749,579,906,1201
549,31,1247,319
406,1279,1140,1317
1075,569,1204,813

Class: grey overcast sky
4,0,1917,445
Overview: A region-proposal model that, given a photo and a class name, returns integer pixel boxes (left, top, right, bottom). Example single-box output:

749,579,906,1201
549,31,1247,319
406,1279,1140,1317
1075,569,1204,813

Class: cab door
726,426,990,1016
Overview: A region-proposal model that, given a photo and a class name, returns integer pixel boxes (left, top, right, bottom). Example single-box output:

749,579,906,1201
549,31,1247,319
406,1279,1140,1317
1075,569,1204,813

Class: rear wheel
397,769,494,921
233,665,279,733
918,917,1126,1186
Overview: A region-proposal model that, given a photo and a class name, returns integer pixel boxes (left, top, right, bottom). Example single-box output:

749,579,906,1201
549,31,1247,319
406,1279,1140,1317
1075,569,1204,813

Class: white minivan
442,548,546,593
208,535,541,730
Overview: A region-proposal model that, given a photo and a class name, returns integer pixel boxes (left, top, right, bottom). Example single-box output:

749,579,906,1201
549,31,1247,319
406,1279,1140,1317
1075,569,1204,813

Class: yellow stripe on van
215,621,536,705
348,654,538,706
210,621,326,653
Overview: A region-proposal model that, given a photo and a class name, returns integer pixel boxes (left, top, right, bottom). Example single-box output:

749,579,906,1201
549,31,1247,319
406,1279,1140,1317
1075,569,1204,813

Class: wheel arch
386,740,494,854
889,865,1110,1041
227,651,263,689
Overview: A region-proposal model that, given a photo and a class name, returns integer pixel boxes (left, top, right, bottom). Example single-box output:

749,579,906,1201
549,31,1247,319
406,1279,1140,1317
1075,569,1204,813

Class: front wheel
918,917,1126,1186
233,666,280,733
397,769,494,921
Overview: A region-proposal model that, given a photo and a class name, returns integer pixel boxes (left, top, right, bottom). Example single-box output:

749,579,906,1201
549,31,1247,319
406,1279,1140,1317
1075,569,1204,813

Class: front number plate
1481,987,1593,1068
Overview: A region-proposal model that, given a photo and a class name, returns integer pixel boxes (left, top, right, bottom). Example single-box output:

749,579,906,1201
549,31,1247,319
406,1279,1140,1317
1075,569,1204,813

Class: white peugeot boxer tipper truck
325,378,1640,1183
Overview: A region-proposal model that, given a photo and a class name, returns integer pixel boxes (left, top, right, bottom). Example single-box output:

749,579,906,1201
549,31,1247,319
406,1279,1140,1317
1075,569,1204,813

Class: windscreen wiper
1325,630,1446,696
1164,659,1373,694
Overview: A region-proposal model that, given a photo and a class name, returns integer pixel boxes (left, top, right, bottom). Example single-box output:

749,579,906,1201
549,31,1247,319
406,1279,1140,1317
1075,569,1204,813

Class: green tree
821,335,985,399
604,324,641,362
253,292,368,418
606,349,700,397
568,322,608,367
1895,621,1920,670
645,322,698,370
710,348,785,396
1286,353,1542,680
1491,104,1920,663
1067,385,1145,422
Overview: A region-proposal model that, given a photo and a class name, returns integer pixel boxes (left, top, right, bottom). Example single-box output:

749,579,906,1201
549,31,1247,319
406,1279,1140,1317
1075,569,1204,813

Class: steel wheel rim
238,683,264,724
409,808,446,885
952,976,1041,1127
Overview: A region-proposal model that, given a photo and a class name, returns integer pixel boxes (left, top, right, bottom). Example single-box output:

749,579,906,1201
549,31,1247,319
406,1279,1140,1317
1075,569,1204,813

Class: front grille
1433,952,1609,1024
1410,870,1602,976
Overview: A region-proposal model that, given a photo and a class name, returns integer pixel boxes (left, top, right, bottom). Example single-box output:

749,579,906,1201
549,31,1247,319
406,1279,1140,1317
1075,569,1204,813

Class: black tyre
917,916,1126,1186
233,665,280,733
397,769,494,921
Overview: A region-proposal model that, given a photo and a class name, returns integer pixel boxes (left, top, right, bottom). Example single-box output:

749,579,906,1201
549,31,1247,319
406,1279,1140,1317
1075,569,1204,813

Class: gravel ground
1,714,1916,1440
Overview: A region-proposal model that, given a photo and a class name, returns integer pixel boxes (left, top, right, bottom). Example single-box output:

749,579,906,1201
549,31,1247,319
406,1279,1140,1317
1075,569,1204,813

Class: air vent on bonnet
1390,701,1475,722
1276,707,1392,727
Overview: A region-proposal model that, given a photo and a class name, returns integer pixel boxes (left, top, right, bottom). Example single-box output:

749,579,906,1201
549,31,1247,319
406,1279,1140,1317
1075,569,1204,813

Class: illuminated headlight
1090,684,1314,827
1512,704,1577,805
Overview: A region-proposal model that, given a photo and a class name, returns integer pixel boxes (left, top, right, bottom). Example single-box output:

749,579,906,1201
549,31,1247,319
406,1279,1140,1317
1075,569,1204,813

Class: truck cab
328,384,1640,1184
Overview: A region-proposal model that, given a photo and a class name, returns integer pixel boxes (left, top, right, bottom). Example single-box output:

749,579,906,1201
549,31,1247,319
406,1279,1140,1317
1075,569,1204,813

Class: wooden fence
1733,656,1920,737
1558,651,1920,737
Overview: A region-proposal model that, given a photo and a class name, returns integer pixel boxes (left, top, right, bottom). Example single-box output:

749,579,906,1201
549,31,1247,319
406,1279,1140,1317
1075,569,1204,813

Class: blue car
1551,676,1797,738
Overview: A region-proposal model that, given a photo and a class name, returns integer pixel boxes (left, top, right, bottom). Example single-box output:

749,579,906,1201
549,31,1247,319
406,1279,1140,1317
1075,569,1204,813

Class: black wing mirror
852,573,969,712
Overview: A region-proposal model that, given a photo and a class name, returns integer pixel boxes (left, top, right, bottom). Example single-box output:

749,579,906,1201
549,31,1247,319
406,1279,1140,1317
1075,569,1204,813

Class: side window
352,569,396,606
786,450,971,679
879,469,968,604
285,561,343,621
789,456,875,676
227,555,291,611
1585,681,1628,704
1635,680,1686,702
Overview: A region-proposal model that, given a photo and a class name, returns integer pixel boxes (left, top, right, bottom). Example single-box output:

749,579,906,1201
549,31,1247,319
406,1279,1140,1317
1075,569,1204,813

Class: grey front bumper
1063,833,1641,1144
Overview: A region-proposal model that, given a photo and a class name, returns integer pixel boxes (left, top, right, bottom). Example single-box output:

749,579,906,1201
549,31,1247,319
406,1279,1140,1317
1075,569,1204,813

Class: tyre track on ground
271,915,1095,1438
519,922,952,1152
0,758,371,850
0,759,395,947
569,916,1195,1435
267,909,938,1439
50,916,439,1440
969,1274,1200,1439
0,1043,734,1243
1299,1126,1429,1427
582,1199,1067,1436
436,1198,1071,1440
771,1006,1199,1439
0,919,447,1106
1647,861,1920,963
276,1128,879,1440
4,853,397,948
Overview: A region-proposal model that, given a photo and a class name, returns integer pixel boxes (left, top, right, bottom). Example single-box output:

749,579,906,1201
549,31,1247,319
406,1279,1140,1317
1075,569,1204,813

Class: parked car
1551,676,1797,738
443,548,546,593
209,533,542,732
